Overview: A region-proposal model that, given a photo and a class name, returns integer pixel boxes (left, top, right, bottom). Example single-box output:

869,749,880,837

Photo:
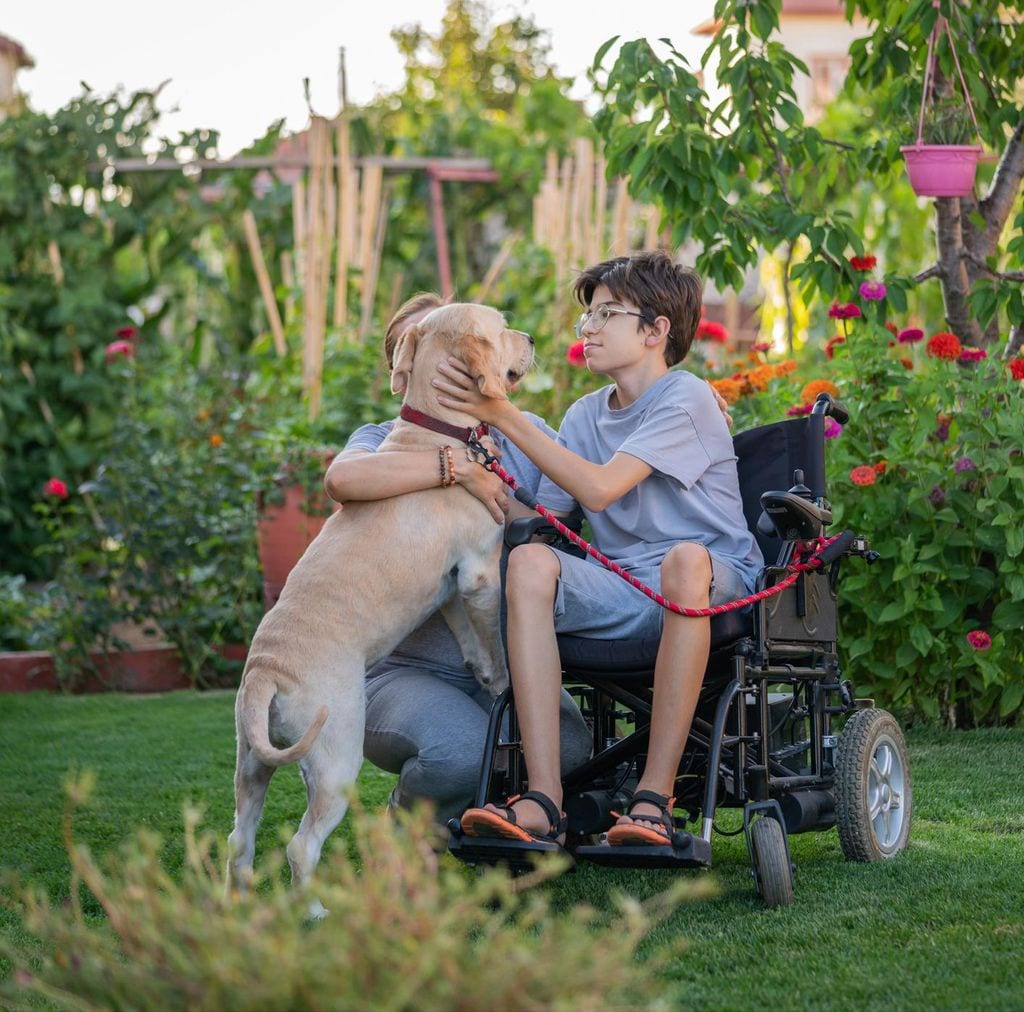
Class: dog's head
390,303,533,401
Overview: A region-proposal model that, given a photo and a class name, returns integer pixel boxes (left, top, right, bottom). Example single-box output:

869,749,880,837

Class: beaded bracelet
443,445,456,487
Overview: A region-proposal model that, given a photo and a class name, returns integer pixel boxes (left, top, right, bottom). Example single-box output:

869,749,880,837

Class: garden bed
0,644,247,694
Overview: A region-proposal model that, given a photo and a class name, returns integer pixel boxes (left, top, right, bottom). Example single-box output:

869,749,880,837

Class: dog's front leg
441,559,509,696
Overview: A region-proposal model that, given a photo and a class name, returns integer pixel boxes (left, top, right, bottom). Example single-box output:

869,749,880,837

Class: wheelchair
448,394,913,906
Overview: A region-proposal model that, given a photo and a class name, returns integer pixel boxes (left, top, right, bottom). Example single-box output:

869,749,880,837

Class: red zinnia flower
1008,358,1024,381
786,403,814,417
115,325,139,341
926,332,962,360
900,357,914,370
874,460,888,475
566,341,587,367
825,335,846,359
885,322,898,336
828,302,862,320
751,341,771,353
849,465,877,487
697,319,729,343
850,255,877,271
966,630,991,651
43,477,69,499
105,339,136,363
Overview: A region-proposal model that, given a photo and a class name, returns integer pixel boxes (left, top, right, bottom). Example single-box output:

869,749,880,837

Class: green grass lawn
2,690,1022,1010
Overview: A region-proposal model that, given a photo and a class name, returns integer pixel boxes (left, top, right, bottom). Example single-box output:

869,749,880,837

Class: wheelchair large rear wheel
835,708,912,861
750,816,794,907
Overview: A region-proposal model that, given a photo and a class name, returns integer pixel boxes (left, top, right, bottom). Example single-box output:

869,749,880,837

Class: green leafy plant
1,773,695,1010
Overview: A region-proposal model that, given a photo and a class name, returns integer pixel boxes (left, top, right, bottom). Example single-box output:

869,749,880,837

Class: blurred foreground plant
2,773,703,1011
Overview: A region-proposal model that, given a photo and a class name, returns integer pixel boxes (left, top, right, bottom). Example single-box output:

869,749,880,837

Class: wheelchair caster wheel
835,708,912,861
750,817,794,908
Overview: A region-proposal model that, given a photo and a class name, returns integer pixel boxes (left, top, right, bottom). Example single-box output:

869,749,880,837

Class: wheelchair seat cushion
557,605,751,674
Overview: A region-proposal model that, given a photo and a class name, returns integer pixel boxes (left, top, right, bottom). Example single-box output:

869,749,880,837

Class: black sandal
460,790,567,847
606,789,676,847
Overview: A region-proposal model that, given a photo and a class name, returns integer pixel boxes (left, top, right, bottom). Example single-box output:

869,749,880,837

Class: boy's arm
433,360,652,512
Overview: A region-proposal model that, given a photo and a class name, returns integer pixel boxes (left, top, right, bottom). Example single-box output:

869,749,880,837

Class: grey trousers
364,664,593,824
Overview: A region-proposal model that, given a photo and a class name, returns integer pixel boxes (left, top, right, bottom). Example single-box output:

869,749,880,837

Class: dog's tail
238,669,329,767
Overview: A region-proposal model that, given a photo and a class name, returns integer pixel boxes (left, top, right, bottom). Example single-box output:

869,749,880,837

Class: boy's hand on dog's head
433,358,510,424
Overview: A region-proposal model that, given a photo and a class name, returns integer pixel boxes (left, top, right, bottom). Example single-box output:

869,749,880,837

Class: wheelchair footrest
574,832,712,869
447,829,573,871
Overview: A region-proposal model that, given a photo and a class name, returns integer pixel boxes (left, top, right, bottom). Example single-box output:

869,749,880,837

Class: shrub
723,309,1024,726
1,775,696,1010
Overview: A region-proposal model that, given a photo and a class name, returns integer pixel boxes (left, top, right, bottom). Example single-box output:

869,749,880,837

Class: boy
432,251,762,849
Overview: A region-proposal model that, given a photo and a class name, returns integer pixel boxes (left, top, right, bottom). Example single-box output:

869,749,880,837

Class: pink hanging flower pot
900,143,981,197
901,7,983,199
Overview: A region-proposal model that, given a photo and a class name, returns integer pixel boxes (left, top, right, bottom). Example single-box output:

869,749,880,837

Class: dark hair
383,292,445,368
572,251,702,366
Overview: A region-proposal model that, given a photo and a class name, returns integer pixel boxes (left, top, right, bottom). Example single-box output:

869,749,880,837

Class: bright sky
4,1,716,154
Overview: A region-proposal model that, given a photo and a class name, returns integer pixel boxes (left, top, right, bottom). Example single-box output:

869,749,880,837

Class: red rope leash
475,445,838,618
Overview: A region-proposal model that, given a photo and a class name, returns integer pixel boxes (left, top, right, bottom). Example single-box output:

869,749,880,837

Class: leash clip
467,434,499,470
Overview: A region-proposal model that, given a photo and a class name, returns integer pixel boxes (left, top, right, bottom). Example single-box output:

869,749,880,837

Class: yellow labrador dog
227,304,532,911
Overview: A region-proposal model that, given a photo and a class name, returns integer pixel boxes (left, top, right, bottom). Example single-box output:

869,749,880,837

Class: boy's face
577,284,653,374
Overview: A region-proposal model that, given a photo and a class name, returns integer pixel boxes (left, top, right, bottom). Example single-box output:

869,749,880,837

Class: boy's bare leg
483,544,565,833
621,543,712,831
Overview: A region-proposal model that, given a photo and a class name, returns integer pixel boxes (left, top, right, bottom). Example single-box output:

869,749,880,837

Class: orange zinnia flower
745,365,777,391
773,359,798,376
800,379,839,403
710,378,744,405
849,465,877,487
209,433,224,448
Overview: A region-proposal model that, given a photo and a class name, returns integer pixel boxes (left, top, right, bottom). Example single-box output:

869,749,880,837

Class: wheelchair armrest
504,510,583,550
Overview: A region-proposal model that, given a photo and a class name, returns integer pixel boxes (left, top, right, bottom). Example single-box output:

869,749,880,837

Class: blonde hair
383,292,445,369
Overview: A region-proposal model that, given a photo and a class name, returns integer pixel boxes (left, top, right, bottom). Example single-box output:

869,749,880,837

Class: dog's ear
390,325,420,396
461,332,505,399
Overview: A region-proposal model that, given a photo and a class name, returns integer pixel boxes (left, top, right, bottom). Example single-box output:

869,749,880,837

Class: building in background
0,33,34,119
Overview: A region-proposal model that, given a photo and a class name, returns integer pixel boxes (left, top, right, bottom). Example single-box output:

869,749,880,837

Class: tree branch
913,264,943,283
960,250,1024,283
976,120,1024,260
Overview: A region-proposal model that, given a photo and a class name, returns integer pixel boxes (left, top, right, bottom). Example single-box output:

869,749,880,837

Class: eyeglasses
575,304,647,339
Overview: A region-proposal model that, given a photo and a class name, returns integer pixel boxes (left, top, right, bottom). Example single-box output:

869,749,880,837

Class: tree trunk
935,197,980,343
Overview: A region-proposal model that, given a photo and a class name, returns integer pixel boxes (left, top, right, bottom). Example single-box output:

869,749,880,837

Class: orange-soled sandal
605,789,676,847
460,790,567,847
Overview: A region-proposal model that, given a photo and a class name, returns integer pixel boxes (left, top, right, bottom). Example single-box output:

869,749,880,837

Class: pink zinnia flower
43,477,69,499
958,347,987,363
966,630,991,651
828,302,862,320
105,340,136,363
824,418,842,439
751,341,771,353
786,403,814,417
566,341,587,367
859,281,887,301
898,328,924,344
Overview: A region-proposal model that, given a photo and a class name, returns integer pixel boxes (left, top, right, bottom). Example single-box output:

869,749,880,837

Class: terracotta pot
900,144,981,197
256,452,340,609
0,644,247,694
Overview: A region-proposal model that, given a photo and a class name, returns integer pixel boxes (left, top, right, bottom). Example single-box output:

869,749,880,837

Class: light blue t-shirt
535,371,763,588
346,412,556,677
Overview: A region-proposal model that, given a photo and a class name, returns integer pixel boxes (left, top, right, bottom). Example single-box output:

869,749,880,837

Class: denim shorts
549,546,749,641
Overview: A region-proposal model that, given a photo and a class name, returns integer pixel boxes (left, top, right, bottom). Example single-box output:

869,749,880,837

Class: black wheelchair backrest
732,418,814,562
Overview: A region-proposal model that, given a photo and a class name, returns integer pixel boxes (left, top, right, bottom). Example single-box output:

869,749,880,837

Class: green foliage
1,774,688,1011
591,0,1023,348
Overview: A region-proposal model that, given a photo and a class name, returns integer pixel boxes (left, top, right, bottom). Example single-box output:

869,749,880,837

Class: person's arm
325,441,510,523
433,361,651,512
